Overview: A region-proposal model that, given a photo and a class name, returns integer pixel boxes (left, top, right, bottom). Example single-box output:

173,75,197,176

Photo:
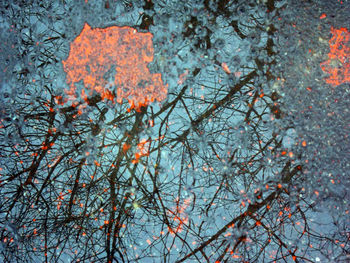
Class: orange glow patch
320,27,350,87
132,139,150,164
62,23,167,111
167,197,191,235
122,143,131,153
221,62,231,74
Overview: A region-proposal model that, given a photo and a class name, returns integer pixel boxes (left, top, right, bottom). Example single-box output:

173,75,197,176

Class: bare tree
1,0,349,262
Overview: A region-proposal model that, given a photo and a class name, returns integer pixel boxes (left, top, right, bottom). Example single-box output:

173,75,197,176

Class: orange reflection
167,197,191,235
62,23,167,111
132,135,164,164
132,138,149,164
320,27,349,87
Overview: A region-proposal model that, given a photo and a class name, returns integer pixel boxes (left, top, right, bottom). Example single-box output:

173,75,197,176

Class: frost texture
0,0,349,262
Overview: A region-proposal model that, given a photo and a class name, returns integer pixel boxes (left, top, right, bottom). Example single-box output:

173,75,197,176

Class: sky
0,0,349,262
